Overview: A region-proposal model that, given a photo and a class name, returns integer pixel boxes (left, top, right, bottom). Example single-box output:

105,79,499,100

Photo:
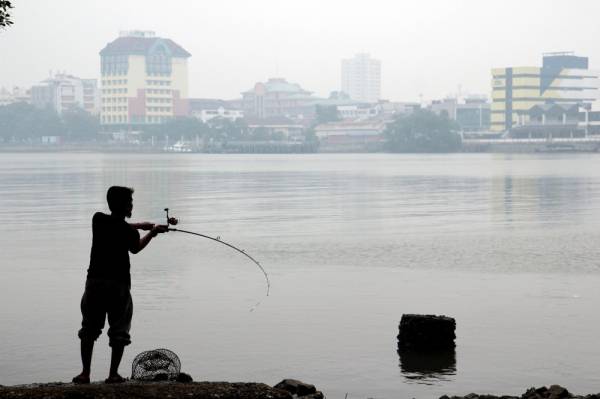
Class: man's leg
74,281,105,384
108,345,125,379
106,285,132,383
73,339,94,384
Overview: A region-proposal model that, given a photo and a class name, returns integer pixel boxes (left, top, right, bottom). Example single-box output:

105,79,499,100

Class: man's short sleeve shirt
87,212,140,286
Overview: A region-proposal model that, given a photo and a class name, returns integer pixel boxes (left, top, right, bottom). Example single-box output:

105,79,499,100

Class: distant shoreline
1,144,600,154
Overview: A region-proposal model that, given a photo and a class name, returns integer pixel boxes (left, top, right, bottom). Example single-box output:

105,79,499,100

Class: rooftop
100,35,191,58
243,78,312,95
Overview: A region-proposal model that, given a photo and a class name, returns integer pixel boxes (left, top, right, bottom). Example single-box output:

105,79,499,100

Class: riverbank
442,385,600,399
0,379,324,399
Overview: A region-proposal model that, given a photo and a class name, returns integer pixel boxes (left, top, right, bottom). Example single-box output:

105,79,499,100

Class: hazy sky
2,0,600,101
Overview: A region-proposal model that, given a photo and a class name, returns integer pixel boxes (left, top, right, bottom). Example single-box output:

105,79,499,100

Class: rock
274,379,323,398
176,372,193,383
441,386,581,399
398,314,456,350
548,385,569,399
0,381,293,399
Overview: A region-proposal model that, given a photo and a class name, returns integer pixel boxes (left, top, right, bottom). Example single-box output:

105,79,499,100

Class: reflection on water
398,348,457,384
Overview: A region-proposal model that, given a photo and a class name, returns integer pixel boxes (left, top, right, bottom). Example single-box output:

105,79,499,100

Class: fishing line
162,209,270,310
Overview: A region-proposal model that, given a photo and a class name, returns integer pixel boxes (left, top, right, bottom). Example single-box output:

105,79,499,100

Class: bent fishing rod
161,208,270,299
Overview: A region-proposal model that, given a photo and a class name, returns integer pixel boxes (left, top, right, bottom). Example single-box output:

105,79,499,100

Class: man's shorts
77,278,133,347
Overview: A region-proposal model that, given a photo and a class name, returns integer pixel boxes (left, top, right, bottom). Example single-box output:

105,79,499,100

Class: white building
30,73,99,115
0,86,30,106
189,98,243,123
341,53,381,103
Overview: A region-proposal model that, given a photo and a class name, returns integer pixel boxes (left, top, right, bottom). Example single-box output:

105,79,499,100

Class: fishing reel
164,208,179,228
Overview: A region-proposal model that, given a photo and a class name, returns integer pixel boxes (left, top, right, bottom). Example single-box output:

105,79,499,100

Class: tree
0,103,63,141
249,126,270,141
143,116,208,139
0,1,13,28
208,117,247,140
62,108,100,140
384,109,462,153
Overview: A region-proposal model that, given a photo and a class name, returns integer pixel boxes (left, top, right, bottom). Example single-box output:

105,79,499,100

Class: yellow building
99,30,191,128
491,53,599,132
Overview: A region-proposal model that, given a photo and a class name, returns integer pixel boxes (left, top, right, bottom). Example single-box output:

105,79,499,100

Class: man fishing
72,186,172,384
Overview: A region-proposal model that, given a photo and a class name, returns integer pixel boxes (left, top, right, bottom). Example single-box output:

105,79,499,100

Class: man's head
106,186,134,218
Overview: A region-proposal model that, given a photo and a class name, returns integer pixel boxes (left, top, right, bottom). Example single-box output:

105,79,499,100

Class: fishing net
131,348,181,381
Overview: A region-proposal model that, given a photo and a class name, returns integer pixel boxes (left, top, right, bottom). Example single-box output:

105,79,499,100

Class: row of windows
101,55,129,75
102,88,128,94
146,80,171,86
146,71,171,77
103,106,128,112
146,89,171,94
147,106,172,112
147,97,171,103
102,71,128,77
103,97,127,103
103,79,128,86
102,115,173,124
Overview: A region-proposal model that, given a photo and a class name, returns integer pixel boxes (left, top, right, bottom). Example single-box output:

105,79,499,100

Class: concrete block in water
398,314,456,350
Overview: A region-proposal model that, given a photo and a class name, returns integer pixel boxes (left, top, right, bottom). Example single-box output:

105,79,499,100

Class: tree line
0,102,100,142
0,103,311,144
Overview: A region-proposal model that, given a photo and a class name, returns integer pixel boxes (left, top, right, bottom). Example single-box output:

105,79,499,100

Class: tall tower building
99,30,191,128
341,53,381,103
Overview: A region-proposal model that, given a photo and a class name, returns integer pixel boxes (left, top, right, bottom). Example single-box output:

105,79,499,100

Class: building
245,116,305,140
315,119,386,152
341,53,381,103
336,104,380,120
430,96,491,132
241,78,317,119
30,73,99,115
99,30,191,128
491,52,600,132
0,86,30,106
189,98,243,123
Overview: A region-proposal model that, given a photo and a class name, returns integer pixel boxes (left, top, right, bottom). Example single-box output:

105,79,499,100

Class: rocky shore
442,385,600,399
0,378,324,399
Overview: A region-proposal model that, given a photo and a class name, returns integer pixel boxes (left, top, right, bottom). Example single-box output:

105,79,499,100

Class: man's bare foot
105,374,126,384
72,373,90,384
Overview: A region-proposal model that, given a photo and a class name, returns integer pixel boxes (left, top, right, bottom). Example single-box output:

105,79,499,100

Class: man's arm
129,222,155,231
130,225,168,254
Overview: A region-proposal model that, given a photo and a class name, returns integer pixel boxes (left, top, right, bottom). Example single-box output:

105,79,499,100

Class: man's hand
132,222,155,231
131,224,169,254
151,224,169,237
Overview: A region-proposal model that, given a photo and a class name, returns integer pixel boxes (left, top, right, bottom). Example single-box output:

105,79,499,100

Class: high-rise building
341,53,381,103
491,52,600,132
99,30,191,127
31,73,99,115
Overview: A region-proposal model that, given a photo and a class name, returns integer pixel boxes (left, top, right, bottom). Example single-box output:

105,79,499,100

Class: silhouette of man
73,186,168,384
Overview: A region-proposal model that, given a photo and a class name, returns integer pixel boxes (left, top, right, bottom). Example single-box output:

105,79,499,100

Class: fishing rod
162,208,270,299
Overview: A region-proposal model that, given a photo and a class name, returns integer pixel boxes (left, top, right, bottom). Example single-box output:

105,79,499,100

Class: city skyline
2,1,600,102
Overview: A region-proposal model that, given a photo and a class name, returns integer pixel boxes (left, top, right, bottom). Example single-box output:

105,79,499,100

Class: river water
1,153,600,398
